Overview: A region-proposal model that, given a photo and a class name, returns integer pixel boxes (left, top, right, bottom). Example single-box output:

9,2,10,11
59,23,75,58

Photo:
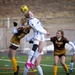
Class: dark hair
57,30,64,37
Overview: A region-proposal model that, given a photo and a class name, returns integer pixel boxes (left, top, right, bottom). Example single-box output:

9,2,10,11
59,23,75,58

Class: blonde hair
24,11,34,18
24,11,30,18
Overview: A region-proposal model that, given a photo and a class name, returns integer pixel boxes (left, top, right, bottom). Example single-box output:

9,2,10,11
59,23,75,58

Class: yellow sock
63,64,69,73
53,66,57,75
10,58,17,72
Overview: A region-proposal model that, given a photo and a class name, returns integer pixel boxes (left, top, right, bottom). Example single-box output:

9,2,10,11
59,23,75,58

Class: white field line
0,58,75,70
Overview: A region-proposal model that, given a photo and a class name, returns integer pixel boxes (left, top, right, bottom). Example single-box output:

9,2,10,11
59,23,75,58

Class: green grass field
0,54,75,75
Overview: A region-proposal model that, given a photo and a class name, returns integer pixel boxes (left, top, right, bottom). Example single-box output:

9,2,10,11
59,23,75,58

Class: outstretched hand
46,32,50,36
44,28,49,36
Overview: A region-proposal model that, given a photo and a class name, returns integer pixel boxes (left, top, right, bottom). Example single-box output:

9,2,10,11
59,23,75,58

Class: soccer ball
20,5,29,13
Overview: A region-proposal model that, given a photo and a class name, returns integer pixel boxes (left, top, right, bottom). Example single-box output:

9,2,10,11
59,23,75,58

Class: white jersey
25,34,44,55
28,17,47,41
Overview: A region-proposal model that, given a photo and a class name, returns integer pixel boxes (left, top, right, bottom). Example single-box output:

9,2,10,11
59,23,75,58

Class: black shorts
9,44,18,50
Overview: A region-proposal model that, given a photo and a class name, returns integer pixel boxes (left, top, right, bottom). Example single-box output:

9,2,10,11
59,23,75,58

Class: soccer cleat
25,62,31,69
67,73,69,75
69,69,73,73
14,66,20,75
30,62,34,70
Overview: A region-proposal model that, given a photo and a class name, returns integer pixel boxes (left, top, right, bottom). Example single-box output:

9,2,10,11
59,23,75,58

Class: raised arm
29,19,48,34
25,34,34,44
12,22,18,34
68,41,75,54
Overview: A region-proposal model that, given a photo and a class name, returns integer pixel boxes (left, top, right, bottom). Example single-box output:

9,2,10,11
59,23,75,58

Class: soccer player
69,40,75,73
23,34,44,75
20,5,48,73
24,11,49,70
8,18,31,75
45,30,75,75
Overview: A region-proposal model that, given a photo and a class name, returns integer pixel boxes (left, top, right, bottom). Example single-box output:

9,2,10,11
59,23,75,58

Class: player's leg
60,55,69,75
36,54,43,75
23,66,29,75
69,54,75,73
30,41,44,70
26,39,39,69
23,53,43,75
8,44,19,75
32,40,45,64
53,56,59,75
31,34,45,62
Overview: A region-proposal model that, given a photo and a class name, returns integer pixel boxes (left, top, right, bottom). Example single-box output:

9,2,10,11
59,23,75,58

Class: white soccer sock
27,50,34,63
36,65,43,75
31,50,40,64
69,62,74,70
23,66,29,75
